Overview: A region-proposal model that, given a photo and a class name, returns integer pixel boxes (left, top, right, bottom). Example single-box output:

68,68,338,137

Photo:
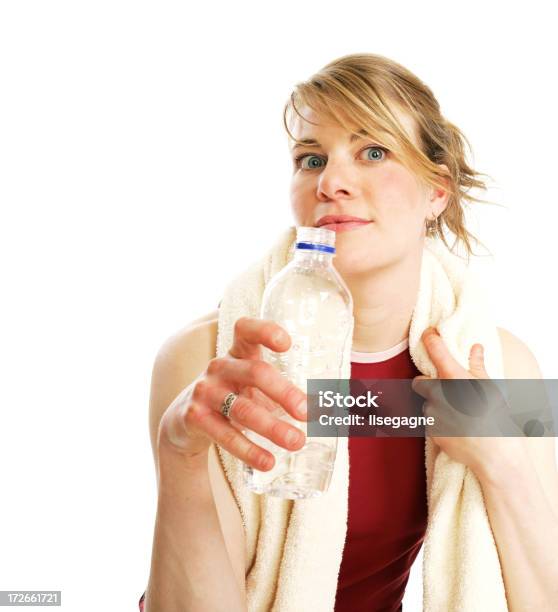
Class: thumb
469,343,488,378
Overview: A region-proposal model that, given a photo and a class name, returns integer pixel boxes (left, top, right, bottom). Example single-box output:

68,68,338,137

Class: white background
1,1,557,610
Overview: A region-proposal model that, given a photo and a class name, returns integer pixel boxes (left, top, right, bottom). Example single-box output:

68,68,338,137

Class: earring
425,214,438,236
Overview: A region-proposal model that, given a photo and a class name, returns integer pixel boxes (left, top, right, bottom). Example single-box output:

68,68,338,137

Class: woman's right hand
157,316,308,470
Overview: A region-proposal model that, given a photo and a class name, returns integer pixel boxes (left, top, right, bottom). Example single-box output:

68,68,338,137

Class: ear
429,163,451,216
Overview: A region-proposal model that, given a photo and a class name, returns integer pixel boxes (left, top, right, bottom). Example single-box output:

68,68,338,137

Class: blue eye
363,146,386,161
296,155,325,170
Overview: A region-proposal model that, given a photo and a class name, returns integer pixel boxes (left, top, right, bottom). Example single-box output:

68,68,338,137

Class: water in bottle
243,226,353,499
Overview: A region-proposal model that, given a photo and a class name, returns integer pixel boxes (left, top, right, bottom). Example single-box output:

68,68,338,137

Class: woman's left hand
411,327,529,481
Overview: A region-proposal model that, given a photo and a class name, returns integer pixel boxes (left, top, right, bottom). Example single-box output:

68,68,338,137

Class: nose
316,159,360,202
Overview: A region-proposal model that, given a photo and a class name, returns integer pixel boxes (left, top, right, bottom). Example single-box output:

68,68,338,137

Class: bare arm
478,457,558,612
144,316,246,612
145,445,247,612
474,329,558,612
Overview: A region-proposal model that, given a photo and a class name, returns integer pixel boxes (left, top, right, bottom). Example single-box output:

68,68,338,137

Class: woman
141,54,558,611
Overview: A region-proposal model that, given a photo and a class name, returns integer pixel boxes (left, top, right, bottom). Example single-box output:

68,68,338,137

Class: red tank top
334,339,427,612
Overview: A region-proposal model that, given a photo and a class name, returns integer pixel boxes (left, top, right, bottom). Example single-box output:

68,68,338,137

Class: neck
341,249,422,353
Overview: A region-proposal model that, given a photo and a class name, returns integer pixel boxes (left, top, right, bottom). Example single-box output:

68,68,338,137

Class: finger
414,376,476,429
468,343,488,379
412,375,446,404
421,327,464,378
411,375,431,398
207,357,308,421
228,317,291,360
244,385,284,416
185,403,276,471
192,382,306,451
422,400,437,421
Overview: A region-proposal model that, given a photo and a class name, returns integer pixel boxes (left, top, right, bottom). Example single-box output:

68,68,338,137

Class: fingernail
297,400,307,416
286,429,302,446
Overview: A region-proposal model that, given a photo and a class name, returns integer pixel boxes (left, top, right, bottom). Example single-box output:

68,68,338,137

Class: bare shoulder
497,327,558,514
497,326,543,379
148,311,219,455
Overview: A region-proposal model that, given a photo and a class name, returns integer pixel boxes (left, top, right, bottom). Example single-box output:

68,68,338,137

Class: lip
318,221,373,233
315,215,373,233
315,214,372,227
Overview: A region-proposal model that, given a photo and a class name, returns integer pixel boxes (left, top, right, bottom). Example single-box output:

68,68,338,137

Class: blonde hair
283,53,498,259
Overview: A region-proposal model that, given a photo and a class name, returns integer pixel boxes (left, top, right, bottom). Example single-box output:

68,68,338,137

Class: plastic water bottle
243,226,353,499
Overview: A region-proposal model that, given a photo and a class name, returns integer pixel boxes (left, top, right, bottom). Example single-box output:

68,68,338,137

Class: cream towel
214,226,508,612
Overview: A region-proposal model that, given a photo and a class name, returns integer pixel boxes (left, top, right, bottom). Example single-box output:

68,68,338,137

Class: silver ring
221,392,238,419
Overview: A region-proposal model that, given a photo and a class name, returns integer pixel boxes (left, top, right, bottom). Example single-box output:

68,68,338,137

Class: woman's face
289,107,447,276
